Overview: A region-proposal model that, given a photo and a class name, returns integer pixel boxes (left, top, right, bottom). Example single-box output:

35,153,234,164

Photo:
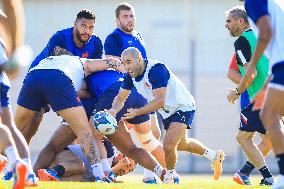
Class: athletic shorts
162,110,195,130
17,69,82,112
239,103,266,134
0,82,10,108
81,98,98,119
269,62,284,90
93,81,150,124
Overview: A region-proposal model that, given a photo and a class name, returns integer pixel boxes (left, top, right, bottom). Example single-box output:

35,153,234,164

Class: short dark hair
115,2,134,18
76,9,96,21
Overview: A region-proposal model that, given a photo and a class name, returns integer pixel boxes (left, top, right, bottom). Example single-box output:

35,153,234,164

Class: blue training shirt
104,28,147,59
245,0,269,24
29,27,103,69
86,70,124,99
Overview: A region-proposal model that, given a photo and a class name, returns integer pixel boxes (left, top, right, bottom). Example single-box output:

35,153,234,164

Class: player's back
86,70,124,99
30,55,85,92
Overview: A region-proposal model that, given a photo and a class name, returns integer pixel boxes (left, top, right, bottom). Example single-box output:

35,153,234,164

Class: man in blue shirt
104,3,161,183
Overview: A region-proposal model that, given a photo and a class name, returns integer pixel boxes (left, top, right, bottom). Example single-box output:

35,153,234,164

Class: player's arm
123,64,169,119
227,69,242,84
135,87,167,116
0,0,24,56
227,53,241,84
109,74,133,116
84,57,122,76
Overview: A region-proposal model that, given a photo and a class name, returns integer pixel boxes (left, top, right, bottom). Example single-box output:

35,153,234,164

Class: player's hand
105,109,117,118
122,108,139,119
227,88,239,104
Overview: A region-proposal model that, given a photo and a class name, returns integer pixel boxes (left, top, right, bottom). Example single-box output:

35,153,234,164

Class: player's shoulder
106,28,123,40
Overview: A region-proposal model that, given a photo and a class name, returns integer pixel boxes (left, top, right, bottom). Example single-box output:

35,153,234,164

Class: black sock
240,161,255,176
259,166,272,179
276,153,284,175
53,165,65,177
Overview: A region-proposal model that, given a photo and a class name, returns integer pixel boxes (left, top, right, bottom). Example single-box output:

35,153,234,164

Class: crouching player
38,144,136,182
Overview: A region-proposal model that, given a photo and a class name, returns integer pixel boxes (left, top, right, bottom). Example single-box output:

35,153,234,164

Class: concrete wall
7,0,278,173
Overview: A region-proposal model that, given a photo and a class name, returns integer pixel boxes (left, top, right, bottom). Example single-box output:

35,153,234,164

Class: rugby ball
93,111,118,135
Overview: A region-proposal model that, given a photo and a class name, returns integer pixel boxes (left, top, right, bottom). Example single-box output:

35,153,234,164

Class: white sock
91,162,105,179
153,165,164,178
143,168,156,179
0,154,7,161
101,159,112,173
23,158,34,175
4,146,19,171
203,148,217,161
107,154,116,166
165,169,175,179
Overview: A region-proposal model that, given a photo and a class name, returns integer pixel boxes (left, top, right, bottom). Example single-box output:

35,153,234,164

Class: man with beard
225,6,273,186
104,3,162,183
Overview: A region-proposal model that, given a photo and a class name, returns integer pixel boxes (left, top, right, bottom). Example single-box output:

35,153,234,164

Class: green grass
0,174,269,189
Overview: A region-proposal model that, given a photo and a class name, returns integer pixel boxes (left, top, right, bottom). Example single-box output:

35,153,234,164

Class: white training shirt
132,59,196,119
29,55,86,92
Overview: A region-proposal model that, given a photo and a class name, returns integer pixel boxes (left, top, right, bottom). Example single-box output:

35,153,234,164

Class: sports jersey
245,0,284,66
29,55,86,92
85,70,124,99
104,28,147,59
30,27,103,69
122,59,196,118
234,29,269,101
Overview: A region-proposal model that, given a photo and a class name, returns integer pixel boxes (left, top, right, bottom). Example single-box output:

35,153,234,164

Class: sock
259,166,273,179
91,162,105,179
101,159,112,173
143,168,155,179
165,169,175,179
0,154,7,161
240,161,255,176
23,158,34,175
276,153,284,175
108,154,116,166
153,165,164,178
5,146,19,171
53,165,65,177
203,148,217,161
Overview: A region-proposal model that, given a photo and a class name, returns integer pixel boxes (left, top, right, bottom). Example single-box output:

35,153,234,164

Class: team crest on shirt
82,51,89,58
128,41,132,45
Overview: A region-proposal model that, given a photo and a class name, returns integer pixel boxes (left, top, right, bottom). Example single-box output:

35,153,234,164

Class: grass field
0,174,270,189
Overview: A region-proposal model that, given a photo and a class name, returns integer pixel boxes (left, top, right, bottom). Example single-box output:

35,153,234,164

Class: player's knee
0,124,11,136
163,140,177,153
135,131,160,153
236,132,247,146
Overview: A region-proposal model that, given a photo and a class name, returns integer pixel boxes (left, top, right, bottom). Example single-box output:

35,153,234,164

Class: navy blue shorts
162,110,195,130
270,62,284,88
17,69,82,112
0,83,10,108
239,103,266,134
81,98,98,119
93,81,150,124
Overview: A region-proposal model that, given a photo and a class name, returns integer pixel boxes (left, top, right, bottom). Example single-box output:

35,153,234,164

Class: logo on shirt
128,41,133,45
82,51,89,58
145,82,151,90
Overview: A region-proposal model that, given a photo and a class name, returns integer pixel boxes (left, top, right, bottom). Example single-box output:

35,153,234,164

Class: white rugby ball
93,111,118,135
